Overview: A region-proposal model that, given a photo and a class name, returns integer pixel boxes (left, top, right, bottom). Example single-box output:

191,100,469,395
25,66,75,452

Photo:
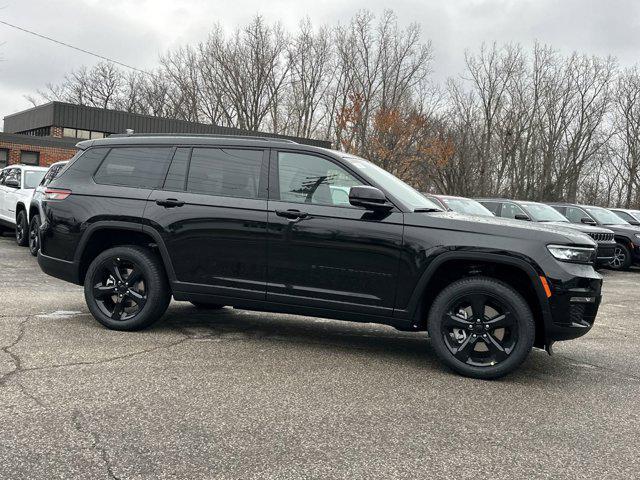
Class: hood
541,221,613,234
405,211,596,247
604,224,640,235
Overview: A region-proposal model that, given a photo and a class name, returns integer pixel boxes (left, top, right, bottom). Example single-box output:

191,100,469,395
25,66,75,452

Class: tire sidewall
15,211,28,246
84,246,168,330
29,215,41,256
427,277,535,380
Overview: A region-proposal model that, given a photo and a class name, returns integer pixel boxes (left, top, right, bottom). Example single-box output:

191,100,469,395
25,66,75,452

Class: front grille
588,232,614,243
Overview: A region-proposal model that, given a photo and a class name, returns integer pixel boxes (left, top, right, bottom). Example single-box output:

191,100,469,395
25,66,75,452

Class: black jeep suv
477,199,616,267
549,203,640,271
38,135,602,379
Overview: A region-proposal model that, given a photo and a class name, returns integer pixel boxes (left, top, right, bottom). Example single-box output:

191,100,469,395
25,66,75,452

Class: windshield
520,202,569,222
441,197,494,216
585,207,629,225
342,154,441,211
24,170,46,189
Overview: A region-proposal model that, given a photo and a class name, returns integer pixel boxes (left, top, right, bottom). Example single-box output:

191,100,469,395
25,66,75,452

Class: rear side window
163,148,190,191
94,147,171,189
187,148,263,199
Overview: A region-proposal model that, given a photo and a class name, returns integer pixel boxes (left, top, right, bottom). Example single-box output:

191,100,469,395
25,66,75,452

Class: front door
144,146,269,300
266,150,404,317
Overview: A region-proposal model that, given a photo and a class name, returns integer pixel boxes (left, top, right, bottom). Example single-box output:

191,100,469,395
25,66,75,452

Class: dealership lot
0,234,639,479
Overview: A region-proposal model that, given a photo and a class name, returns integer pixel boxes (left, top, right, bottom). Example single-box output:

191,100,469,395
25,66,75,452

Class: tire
15,210,28,247
190,301,225,310
608,243,632,271
84,246,171,331
28,215,41,256
427,276,535,380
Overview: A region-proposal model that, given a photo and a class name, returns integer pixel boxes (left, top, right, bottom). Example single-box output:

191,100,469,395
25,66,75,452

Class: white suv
0,164,48,246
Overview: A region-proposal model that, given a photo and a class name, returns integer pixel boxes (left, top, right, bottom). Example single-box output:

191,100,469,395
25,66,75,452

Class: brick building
1,101,330,168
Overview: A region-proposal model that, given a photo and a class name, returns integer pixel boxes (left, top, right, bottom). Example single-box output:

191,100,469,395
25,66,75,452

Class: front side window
187,148,263,199
564,206,590,223
278,152,361,206
94,147,172,189
20,151,39,166
501,203,527,219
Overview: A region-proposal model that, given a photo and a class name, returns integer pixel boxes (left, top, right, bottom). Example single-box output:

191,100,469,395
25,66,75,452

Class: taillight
44,188,71,200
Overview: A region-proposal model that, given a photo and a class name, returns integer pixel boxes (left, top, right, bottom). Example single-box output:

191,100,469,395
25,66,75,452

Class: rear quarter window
94,147,172,189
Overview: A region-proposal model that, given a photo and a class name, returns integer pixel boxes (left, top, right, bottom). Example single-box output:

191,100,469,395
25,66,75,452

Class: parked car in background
549,203,640,270
0,164,48,246
425,194,494,217
609,208,640,226
478,199,616,268
37,134,602,379
28,160,70,256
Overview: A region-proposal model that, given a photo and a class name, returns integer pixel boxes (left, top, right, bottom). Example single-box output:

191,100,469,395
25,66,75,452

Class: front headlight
547,245,596,264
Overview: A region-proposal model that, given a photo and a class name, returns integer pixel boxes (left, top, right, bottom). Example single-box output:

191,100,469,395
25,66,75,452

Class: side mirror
349,186,393,211
581,217,597,226
4,178,20,188
514,214,531,221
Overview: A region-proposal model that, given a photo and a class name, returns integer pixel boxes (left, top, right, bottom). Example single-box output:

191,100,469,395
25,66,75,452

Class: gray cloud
1,0,639,128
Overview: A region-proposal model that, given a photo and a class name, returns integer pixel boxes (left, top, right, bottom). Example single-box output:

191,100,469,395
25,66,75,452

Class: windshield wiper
414,207,443,213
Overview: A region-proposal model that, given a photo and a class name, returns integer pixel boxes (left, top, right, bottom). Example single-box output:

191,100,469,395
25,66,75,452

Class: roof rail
108,132,298,144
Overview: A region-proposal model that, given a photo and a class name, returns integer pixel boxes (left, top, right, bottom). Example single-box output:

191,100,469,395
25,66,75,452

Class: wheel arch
75,222,176,285
408,251,551,348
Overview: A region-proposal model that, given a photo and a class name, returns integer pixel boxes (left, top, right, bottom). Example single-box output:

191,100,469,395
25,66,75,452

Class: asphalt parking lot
0,234,639,479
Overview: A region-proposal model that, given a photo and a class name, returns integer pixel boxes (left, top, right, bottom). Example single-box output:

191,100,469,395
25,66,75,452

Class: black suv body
478,199,616,267
549,203,640,271
38,135,602,379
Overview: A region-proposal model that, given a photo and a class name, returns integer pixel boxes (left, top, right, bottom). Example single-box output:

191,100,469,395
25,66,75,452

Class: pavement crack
72,410,121,480
0,316,31,388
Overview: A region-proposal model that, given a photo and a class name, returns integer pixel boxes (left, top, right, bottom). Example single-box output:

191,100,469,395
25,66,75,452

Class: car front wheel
609,243,631,271
84,246,171,331
28,215,41,256
15,211,28,246
427,276,535,380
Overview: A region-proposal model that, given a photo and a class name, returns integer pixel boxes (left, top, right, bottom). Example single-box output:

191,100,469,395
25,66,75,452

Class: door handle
156,198,185,208
275,209,309,220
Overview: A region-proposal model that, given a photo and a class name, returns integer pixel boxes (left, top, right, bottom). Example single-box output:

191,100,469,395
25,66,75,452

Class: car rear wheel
84,246,171,331
15,211,28,247
609,243,631,271
28,215,41,256
427,277,535,380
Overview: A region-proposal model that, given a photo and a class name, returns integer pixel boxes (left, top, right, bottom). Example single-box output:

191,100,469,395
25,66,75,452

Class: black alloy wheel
15,211,28,246
609,243,631,270
441,293,517,367
427,277,535,379
92,257,148,321
28,215,41,256
84,246,171,331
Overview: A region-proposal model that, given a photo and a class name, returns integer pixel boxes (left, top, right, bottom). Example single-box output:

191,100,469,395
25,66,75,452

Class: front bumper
544,262,602,342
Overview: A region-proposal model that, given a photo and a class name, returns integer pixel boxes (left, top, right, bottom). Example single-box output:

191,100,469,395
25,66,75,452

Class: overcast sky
1,0,639,130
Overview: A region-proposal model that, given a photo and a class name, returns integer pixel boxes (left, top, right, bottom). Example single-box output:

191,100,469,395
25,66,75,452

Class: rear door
144,146,269,300
266,149,404,317
3,168,22,222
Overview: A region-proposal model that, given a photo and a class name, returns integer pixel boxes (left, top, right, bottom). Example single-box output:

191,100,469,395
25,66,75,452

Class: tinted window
164,148,190,191
564,206,589,223
41,163,66,187
501,202,527,219
94,147,171,189
187,148,263,199
480,201,500,215
278,152,360,206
